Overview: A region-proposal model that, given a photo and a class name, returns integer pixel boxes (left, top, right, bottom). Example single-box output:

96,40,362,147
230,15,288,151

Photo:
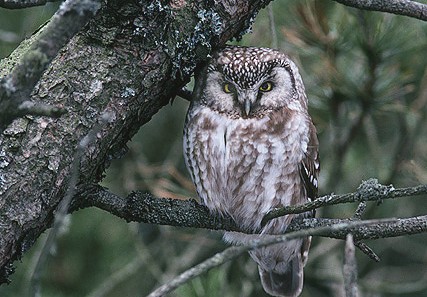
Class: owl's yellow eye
223,83,235,93
259,81,273,92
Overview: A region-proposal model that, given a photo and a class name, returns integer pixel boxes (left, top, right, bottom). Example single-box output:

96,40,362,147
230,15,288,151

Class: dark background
1,1,427,296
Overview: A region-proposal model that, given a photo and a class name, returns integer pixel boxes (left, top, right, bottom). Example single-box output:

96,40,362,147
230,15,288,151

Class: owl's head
194,46,308,118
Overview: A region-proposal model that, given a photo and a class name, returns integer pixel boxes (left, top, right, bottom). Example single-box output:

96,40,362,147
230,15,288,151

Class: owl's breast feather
185,106,309,232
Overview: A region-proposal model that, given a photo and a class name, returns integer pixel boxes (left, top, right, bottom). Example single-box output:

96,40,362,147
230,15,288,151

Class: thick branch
76,184,427,241
332,0,427,21
0,0,101,131
76,185,242,232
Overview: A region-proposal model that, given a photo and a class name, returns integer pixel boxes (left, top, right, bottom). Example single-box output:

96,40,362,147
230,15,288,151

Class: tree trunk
0,0,270,283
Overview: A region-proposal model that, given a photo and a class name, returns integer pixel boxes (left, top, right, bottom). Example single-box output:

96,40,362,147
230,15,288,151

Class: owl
183,46,319,297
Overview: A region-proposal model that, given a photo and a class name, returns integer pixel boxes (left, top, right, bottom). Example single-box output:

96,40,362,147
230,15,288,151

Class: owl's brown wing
299,120,320,201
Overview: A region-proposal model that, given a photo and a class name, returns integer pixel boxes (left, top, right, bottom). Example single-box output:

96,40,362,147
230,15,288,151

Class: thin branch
353,202,367,220
29,112,113,297
147,218,417,297
146,245,243,297
262,178,427,223
304,216,427,240
332,0,427,21
351,201,381,262
354,241,380,262
0,0,100,131
0,0,58,9
343,234,359,297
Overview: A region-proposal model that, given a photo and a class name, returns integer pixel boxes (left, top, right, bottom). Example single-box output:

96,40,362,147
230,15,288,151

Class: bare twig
332,0,427,21
29,112,113,297
353,202,367,220
0,0,100,131
354,241,380,262
343,234,359,297
351,201,381,262
262,179,427,223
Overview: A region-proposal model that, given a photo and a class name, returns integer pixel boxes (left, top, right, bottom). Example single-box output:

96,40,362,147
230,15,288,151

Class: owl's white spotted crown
209,46,292,88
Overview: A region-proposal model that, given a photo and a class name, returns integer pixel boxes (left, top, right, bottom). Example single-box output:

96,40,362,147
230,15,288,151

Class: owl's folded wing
299,120,320,201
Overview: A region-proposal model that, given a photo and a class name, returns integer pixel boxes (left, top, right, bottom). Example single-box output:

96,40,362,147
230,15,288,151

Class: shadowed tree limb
75,185,242,232
75,182,427,241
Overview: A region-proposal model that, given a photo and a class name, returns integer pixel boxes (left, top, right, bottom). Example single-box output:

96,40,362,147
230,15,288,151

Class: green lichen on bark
167,7,223,76
0,25,47,78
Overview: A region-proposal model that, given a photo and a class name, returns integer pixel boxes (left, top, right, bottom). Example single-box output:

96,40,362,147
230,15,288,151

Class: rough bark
0,0,270,283
0,0,100,131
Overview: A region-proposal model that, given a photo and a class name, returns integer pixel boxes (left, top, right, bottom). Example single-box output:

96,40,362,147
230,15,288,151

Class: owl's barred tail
258,256,303,297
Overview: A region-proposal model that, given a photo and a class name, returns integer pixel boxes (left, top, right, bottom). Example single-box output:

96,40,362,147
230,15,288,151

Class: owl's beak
244,98,251,116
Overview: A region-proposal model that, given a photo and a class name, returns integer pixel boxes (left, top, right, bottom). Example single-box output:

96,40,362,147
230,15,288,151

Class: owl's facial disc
203,45,309,118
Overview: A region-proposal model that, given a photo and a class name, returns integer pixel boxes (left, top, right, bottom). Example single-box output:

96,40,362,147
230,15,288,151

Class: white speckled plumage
183,46,319,297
